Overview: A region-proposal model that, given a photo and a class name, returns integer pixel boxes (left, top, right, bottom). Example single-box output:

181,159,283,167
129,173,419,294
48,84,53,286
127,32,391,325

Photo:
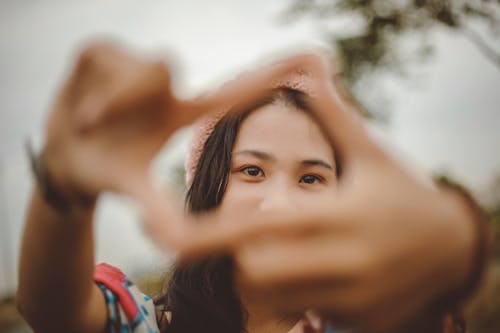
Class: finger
138,187,188,250
178,201,354,261
67,42,128,127
78,61,174,131
235,236,366,288
300,69,385,165
178,53,332,125
243,238,438,333
115,173,189,250
187,52,384,166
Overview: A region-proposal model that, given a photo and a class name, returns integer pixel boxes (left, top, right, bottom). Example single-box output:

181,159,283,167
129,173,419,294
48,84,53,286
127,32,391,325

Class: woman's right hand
176,52,482,333
42,42,173,200
19,42,214,333
38,42,222,245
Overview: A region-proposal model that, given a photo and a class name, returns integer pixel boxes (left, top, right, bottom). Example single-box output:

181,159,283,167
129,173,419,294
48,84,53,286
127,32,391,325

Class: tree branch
461,26,500,70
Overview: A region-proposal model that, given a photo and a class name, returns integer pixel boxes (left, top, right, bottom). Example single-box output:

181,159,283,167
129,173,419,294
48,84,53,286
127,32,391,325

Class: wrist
27,140,97,215
432,177,492,312
32,185,96,223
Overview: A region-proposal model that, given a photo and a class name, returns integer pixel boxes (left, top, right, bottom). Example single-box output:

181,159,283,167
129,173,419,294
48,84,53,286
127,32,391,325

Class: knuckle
75,41,119,71
146,61,171,88
298,52,329,72
76,43,103,67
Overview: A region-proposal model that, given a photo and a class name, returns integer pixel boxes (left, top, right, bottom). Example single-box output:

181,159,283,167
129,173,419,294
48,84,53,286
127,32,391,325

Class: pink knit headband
185,60,316,186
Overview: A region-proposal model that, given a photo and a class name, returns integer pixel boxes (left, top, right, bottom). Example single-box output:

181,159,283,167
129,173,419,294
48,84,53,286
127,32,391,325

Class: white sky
1,0,499,297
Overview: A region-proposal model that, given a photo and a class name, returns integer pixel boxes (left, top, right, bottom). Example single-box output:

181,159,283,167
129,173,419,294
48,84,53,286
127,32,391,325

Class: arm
16,41,188,333
16,187,107,333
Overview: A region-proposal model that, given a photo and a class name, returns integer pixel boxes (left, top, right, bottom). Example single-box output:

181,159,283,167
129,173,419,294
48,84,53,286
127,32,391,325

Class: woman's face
219,102,337,219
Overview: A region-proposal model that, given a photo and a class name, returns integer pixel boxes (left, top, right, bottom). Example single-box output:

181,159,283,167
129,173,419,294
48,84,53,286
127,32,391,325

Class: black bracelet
26,139,94,214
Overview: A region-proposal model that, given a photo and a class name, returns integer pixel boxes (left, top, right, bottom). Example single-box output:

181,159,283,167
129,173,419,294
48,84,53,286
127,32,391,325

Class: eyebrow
233,149,276,161
301,159,334,170
233,149,334,171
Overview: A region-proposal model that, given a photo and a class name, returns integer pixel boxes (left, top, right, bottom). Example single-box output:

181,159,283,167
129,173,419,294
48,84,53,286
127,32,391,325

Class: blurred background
0,0,499,332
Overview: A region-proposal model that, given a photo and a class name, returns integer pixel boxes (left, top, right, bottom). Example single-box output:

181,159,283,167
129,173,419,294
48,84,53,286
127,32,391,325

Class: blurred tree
281,0,500,120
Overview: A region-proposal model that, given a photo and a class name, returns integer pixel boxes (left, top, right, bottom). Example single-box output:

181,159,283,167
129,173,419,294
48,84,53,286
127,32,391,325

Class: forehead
233,103,334,161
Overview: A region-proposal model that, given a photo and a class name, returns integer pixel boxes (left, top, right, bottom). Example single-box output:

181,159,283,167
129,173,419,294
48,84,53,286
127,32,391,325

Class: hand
41,42,214,241
41,42,331,245
177,53,476,332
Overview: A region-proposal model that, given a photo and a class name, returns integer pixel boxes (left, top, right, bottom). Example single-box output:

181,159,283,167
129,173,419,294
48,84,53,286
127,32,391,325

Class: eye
241,166,265,177
299,174,322,184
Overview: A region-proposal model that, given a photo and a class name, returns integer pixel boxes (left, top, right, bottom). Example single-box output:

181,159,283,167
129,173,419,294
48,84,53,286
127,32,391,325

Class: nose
258,177,297,214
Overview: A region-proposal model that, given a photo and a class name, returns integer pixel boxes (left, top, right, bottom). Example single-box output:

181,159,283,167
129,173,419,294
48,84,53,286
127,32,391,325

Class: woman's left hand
177,53,477,333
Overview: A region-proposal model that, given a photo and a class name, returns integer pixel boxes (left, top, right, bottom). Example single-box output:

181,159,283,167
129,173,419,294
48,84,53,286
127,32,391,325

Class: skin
180,54,477,333
222,102,337,219
16,43,477,333
220,102,337,332
16,42,219,333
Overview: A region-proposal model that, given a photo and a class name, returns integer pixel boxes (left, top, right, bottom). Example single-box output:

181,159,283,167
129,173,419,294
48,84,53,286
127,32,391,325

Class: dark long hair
154,89,338,333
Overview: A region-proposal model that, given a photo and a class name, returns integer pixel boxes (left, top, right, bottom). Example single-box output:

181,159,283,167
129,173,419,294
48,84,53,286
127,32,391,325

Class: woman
158,86,341,333
16,42,489,333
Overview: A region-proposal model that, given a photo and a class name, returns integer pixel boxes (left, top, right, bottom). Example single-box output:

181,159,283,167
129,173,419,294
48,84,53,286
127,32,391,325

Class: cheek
220,179,263,216
294,185,336,206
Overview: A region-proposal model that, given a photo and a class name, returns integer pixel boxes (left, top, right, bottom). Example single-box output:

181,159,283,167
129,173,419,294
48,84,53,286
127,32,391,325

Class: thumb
116,174,189,250
178,197,354,261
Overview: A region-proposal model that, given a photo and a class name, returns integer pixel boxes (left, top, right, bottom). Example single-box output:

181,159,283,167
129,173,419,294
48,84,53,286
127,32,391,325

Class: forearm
413,183,491,333
17,186,106,332
434,181,491,309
